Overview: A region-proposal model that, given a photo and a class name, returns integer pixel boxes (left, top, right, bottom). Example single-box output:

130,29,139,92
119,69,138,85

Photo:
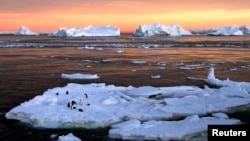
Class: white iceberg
209,26,243,36
61,73,100,80
239,25,250,35
49,25,120,37
15,26,39,35
192,26,244,36
133,23,192,37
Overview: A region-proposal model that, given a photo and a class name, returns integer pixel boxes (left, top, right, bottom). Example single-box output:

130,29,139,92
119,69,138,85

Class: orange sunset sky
1,0,250,32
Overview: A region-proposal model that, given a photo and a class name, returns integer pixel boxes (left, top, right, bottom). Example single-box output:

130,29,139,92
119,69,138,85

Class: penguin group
67,100,83,112
65,91,90,112
55,90,90,112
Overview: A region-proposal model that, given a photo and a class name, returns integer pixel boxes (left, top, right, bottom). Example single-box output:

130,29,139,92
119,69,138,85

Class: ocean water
0,34,250,141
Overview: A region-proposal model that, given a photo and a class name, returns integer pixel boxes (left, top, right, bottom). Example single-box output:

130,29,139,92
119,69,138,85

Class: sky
1,0,250,32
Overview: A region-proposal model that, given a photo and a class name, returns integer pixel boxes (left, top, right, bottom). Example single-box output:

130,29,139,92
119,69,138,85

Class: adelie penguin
68,100,77,109
84,93,88,99
66,91,69,95
71,100,76,106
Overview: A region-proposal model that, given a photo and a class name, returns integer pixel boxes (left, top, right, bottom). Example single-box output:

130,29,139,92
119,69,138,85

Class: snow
5,66,250,140
49,25,120,37
133,23,192,37
61,73,100,80
15,26,39,35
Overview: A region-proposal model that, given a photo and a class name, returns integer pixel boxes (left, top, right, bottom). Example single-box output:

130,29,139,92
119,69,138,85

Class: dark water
0,35,250,141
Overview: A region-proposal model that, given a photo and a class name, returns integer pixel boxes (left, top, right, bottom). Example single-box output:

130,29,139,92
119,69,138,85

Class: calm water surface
0,46,250,140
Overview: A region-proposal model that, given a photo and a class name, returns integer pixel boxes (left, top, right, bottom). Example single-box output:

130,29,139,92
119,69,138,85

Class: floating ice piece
57,133,81,141
187,65,250,93
116,50,124,54
61,73,100,80
109,114,240,140
151,75,161,79
49,25,120,37
132,60,147,64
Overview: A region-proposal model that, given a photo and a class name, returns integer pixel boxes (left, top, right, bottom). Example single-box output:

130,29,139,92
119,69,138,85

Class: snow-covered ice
61,73,100,80
49,25,120,37
15,26,39,36
5,65,250,140
133,23,192,37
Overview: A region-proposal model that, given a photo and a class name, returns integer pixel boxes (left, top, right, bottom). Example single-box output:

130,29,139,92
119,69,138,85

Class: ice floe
61,73,100,80
187,65,250,93
57,133,81,141
5,65,250,140
109,114,240,140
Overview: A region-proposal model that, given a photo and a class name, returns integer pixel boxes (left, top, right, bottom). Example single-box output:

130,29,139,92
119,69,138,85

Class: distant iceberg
49,25,120,37
133,23,192,37
239,25,250,35
15,26,39,35
191,25,246,36
208,26,243,36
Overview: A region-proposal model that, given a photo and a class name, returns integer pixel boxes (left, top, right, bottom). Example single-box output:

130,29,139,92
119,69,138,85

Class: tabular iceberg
133,23,192,37
49,25,120,37
208,26,243,36
15,26,39,35
191,25,246,36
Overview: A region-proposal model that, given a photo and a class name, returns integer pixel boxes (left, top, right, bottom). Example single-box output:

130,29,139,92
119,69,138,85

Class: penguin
79,99,83,105
71,100,76,105
66,91,69,95
84,93,88,98
67,102,70,108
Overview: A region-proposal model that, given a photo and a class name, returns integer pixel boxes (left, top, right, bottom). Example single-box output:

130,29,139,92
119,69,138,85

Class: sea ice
57,133,81,141
61,73,100,80
5,66,250,140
